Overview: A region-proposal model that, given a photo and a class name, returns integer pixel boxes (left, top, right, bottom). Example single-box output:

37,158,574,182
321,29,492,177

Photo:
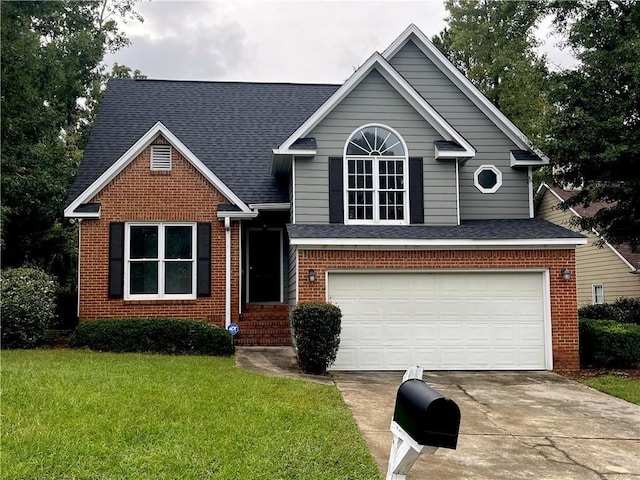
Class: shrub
578,303,616,321
1,267,58,349
69,318,234,356
291,302,342,375
579,298,640,325
610,298,640,325
579,318,640,368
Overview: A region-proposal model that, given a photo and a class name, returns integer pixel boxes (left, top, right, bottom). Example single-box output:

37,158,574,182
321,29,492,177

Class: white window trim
150,144,172,171
474,164,503,194
592,284,604,305
343,124,409,225
124,222,197,300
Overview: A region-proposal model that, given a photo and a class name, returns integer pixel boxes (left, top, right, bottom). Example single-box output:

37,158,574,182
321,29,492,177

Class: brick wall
79,135,239,328
297,248,579,370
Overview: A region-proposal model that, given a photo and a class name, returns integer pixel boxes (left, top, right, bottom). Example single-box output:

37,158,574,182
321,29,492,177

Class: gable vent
151,145,172,170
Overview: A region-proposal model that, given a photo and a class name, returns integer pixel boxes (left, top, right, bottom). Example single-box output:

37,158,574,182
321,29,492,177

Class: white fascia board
68,210,101,219
276,53,475,157
217,211,259,219
435,146,475,160
64,121,252,217
248,203,291,211
290,237,588,248
272,148,316,156
383,24,549,162
510,151,549,168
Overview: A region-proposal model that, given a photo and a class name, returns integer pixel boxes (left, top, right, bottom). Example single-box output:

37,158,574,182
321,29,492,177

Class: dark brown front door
247,229,281,302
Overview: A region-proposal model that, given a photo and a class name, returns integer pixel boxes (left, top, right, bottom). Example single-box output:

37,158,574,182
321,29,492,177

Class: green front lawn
1,350,381,479
581,375,640,405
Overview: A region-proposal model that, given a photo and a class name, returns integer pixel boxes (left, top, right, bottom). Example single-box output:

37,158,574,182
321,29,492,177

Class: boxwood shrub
291,302,342,375
1,267,57,349
579,318,640,368
69,318,234,356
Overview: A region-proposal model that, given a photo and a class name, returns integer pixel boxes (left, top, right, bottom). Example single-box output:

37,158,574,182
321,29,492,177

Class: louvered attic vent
151,144,172,170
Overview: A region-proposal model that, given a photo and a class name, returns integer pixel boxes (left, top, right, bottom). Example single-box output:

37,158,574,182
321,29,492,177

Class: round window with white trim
474,165,502,193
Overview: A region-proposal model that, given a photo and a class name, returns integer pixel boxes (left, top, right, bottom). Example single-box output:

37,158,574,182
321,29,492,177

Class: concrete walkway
235,348,640,479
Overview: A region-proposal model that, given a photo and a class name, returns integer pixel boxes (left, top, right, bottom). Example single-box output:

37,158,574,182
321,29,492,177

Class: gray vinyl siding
295,69,458,225
288,245,297,307
389,40,530,219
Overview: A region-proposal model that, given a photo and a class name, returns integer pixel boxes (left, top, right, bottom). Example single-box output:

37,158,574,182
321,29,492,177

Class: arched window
344,124,408,224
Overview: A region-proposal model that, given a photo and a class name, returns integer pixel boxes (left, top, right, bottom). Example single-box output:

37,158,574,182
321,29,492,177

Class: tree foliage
433,0,550,143
0,1,143,289
546,0,640,252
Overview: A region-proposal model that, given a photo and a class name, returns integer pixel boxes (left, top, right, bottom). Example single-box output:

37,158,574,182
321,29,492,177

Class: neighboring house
64,25,586,371
536,183,640,307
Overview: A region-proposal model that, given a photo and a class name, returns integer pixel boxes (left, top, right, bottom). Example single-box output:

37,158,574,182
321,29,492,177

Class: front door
247,229,282,302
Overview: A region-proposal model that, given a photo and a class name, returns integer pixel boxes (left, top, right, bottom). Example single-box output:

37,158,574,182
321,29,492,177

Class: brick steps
235,304,291,347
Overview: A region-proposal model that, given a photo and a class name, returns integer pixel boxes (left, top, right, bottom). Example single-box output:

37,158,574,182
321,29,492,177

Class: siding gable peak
383,24,548,164
274,51,475,159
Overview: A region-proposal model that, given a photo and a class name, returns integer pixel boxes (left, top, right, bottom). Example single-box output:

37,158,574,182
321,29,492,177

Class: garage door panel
328,272,547,370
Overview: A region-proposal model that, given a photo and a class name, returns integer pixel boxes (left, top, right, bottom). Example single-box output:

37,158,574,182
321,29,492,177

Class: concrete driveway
334,371,640,480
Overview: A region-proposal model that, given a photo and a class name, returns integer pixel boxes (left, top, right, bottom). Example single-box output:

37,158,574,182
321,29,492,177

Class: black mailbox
393,378,461,449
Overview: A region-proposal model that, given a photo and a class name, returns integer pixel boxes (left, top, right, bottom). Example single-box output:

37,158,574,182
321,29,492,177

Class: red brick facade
297,248,580,370
78,136,240,328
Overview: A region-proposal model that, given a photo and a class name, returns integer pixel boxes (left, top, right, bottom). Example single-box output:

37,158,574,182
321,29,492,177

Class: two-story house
64,25,586,371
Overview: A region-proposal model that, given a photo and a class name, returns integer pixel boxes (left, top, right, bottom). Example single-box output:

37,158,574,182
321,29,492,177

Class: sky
105,0,575,85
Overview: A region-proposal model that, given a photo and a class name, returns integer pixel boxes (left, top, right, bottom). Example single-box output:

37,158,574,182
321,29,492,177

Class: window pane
478,170,498,189
130,226,158,259
165,226,192,259
130,262,158,294
165,262,193,294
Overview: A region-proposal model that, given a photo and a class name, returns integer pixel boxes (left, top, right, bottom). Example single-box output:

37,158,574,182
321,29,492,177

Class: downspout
225,217,231,328
76,219,82,319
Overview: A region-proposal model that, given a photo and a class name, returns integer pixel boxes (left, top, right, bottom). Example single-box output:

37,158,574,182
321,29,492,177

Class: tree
433,0,550,144
547,0,640,251
0,1,143,292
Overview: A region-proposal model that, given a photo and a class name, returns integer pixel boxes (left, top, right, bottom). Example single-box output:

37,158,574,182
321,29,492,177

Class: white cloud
105,0,576,83
105,0,448,83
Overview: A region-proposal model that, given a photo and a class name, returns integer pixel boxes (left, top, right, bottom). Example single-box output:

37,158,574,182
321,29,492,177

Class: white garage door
327,271,548,370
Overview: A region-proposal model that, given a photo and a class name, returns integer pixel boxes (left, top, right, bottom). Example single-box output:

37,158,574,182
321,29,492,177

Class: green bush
291,302,342,375
578,303,617,321
579,318,640,368
579,298,640,325
1,267,57,348
69,318,234,356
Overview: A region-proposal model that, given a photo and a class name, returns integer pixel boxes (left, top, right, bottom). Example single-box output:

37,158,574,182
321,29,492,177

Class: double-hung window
344,125,408,224
125,222,196,299
592,284,604,305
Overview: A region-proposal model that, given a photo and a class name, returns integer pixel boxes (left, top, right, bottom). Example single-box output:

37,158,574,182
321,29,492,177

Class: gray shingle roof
67,79,339,206
287,219,585,240
434,140,466,152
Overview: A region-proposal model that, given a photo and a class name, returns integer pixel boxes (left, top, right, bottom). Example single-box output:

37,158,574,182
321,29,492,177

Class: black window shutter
409,157,424,224
197,222,211,297
108,222,124,298
328,156,344,224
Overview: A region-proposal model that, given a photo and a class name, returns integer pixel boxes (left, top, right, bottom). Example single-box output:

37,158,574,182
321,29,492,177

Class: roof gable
66,79,340,209
275,52,475,158
538,183,638,271
383,24,548,165
65,122,252,218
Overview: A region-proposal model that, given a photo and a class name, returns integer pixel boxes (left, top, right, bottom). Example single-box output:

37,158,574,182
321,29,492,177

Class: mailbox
393,378,460,449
